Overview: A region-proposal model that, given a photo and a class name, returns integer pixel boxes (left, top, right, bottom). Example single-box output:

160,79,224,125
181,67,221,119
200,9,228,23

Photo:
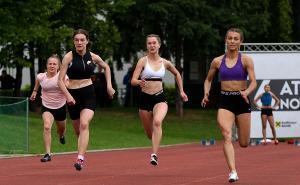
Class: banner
245,52,300,138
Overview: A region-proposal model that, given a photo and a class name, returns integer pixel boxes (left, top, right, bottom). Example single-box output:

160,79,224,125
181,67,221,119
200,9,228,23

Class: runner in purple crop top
201,28,257,183
219,53,248,81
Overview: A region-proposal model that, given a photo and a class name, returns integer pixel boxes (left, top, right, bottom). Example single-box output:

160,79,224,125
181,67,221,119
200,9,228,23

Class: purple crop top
219,53,248,81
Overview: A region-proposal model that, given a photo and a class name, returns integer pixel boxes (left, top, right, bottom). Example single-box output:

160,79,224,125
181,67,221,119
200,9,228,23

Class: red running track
0,142,300,185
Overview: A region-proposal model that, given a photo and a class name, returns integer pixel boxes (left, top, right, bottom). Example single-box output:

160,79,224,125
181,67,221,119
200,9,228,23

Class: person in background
30,55,68,162
0,70,15,89
123,67,132,107
131,34,188,166
201,28,257,182
253,84,280,145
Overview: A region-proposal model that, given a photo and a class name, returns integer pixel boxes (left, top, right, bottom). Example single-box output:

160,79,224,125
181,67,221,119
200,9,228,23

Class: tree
268,0,293,42
109,0,282,110
0,0,121,96
292,0,300,41
0,0,67,95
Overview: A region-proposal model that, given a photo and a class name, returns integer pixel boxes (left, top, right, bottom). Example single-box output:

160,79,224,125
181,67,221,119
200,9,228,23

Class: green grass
0,115,28,153
27,107,221,154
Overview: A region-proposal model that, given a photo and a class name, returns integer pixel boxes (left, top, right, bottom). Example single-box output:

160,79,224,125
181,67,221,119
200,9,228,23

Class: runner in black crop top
57,29,115,171
67,50,96,79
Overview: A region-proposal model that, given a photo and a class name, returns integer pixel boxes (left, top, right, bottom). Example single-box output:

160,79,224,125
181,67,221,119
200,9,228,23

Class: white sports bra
140,56,165,80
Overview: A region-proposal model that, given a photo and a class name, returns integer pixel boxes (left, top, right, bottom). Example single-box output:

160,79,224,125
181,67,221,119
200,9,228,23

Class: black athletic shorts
261,108,273,116
139,90,167,111
67,84,97,120
41,104,67,121
219,90,251,115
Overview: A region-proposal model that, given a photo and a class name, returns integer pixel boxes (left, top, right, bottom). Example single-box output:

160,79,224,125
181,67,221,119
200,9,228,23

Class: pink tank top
37,72,68,109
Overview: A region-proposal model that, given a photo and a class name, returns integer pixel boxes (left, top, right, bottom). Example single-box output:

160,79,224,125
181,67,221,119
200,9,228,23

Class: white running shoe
150,154,158,166
228,171,239,183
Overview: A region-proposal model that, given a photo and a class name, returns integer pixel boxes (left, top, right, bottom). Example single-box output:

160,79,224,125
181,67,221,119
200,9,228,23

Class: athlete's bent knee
44,126,51,132
153,119,162,128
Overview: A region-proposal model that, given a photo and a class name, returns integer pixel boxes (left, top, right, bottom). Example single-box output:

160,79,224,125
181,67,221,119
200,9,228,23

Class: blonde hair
47,54,61,70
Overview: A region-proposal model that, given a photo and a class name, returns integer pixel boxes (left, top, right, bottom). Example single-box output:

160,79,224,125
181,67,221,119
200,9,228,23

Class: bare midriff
142,81,163,94
221,80,247,91
67,79,93,89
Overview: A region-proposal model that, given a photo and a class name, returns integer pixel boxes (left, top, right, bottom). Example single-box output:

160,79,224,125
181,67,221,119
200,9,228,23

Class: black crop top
67,50,96,79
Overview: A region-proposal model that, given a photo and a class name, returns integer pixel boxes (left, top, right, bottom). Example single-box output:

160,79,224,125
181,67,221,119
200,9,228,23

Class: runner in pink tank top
30,55,69,163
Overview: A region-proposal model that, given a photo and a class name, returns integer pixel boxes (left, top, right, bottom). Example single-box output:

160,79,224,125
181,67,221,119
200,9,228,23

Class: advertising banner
245,52,300,138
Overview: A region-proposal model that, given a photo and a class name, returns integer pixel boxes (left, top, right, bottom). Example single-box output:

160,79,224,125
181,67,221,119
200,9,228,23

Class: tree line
0,0,299,98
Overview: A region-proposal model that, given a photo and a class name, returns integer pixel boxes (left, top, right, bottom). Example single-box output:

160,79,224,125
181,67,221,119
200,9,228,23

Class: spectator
123,67,132,107
0,70,15,89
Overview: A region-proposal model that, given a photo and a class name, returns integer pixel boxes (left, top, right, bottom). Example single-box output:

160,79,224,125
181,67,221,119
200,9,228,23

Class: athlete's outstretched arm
91,52,115,98
30,78,40,101
165,59,188,102
202,58,219,107
131,58,145,88
58,52,75,105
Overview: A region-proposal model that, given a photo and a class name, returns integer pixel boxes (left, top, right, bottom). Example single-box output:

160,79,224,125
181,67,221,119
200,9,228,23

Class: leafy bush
164,85,176,106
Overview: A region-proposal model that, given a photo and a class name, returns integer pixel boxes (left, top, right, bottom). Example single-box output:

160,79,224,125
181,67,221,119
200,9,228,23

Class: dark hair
73,28,91,50
146,34,161,45
226,28,244,41
73,28,89,40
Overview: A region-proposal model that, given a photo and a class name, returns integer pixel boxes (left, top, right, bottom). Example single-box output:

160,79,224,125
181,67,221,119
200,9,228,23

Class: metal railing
240,43,300,53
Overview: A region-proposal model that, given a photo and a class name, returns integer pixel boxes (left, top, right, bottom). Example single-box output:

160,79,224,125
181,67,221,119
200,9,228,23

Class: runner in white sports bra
131,34,188,166
141,56,165,79
140,56,165,94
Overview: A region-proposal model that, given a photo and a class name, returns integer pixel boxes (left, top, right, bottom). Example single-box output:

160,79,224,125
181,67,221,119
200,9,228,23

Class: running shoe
262,139,267,145
274,139,279,145
74,159,84,171
40,153,51,162
228,171,239,183
59,136,65,145
150,154,158,166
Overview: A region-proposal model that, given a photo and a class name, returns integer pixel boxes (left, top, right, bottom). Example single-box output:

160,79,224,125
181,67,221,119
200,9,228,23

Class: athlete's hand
66,95,76,106
29,92,37,101
139,79,146,88
240,90,249,104
180,91,188,102
201,93,209,107
107,87,115,99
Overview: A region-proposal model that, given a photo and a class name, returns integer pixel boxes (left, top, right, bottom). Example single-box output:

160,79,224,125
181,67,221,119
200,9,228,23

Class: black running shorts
139,90,167,111
261,108,273,116
219,90,251,115
41,104,67,121
67,84,97,120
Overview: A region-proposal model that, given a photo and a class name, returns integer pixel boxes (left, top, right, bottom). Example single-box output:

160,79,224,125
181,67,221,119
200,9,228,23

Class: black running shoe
40,153,51,162
74,159,84,171
150,154,158,166
59,136,65,144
